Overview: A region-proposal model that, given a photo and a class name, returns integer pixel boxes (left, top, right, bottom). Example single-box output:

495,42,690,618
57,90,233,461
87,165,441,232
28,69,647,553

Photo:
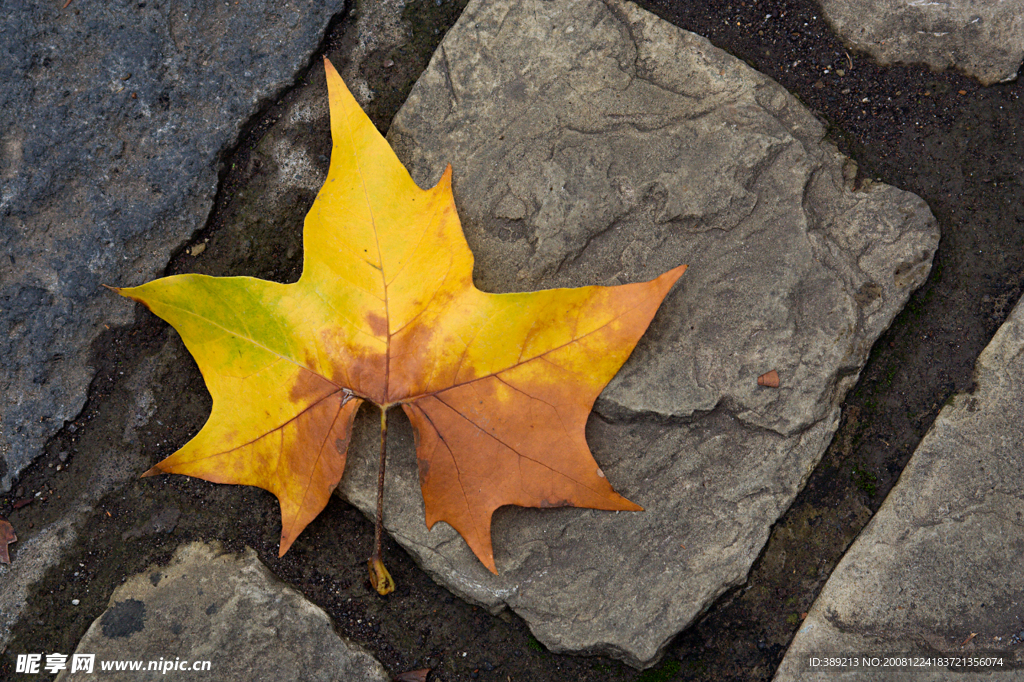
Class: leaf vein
405,296,647,402
171,383,346,466
427,394,606,497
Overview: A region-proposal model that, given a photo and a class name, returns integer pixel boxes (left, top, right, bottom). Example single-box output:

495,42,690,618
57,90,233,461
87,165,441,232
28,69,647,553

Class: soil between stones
3,0,1023,681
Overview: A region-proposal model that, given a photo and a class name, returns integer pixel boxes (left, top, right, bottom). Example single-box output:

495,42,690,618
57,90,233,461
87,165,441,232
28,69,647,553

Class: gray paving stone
774,297,1024,681
53,542,389,682
818,0,1024,85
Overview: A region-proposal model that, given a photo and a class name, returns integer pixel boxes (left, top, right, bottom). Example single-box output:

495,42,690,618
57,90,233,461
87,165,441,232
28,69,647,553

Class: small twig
62,0,73,8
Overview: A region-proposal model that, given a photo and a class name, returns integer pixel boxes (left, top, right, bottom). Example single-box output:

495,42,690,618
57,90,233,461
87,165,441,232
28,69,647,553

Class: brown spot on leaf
366,311,387,337
289,350,341,405
317,333,386,403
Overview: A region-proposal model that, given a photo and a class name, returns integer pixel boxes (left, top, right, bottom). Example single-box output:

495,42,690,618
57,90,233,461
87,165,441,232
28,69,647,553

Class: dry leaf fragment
114,59,685,577
393,670,430,682
757,369,780,387
0,517,16,564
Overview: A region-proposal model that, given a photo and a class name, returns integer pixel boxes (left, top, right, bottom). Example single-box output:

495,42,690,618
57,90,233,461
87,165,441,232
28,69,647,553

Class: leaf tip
108,284,152,309
608,494,643,513
278,528,299,558
140,465,164,478
323,55,338,77
663,263,688,287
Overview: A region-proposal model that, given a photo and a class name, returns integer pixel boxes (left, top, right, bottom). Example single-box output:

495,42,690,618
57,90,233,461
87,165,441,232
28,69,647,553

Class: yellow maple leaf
114,59,685,587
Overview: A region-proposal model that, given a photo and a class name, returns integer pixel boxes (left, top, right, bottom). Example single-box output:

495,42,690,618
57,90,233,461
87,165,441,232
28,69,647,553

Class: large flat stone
818,0,1024,85
332,0,938,668
0,0,345,491
773,296,1024,681
53,542,389,682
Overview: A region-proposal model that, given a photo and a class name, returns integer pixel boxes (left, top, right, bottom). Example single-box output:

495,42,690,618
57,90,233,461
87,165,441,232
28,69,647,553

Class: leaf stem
368,404,395,595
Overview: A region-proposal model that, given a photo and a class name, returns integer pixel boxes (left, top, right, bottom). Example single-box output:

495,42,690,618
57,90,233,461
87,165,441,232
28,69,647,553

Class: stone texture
54,542,390,682
0,340,180,648
0,0,346,491
773,297,1024,682
818,0,1024,85
336,0,936,668
0,516,78,648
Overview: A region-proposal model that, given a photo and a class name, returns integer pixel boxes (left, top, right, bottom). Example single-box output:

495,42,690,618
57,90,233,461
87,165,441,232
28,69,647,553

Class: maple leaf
0,516,15,564
114,59,685,584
